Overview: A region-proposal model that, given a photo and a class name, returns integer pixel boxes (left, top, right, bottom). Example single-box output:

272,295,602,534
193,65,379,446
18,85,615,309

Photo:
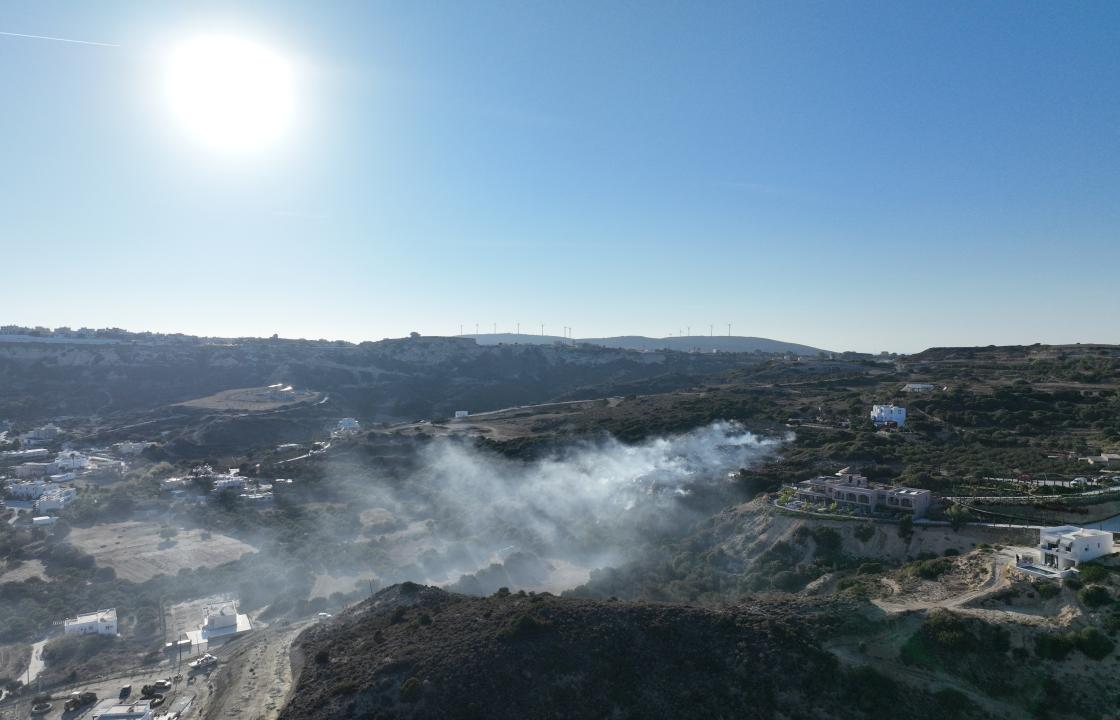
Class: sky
0,1,1117,353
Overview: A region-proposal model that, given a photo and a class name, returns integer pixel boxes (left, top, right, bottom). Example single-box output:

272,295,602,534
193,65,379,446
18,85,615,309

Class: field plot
0,558,46,584
176,386,320,411
67,522,257,583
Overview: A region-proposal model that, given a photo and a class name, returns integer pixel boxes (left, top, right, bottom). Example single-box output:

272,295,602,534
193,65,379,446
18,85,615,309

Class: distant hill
465,333,827,355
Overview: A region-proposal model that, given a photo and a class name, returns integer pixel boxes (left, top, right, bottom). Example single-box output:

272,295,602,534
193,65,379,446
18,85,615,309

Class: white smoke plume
354,421,783,594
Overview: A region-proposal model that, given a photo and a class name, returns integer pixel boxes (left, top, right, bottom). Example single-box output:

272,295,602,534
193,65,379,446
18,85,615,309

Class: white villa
792,473,933,517
64,608,118,636
52,450,90,472
185,601,252,646
1038,526,1115,571
902,383,936,393
871,404,907,427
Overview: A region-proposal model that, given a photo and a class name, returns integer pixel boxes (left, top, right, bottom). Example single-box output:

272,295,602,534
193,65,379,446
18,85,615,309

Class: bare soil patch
67,522,256,583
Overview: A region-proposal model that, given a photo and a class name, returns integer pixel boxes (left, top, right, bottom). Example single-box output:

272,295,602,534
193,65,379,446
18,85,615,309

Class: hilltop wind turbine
516,322,520,335
475,323,479,335
709,324,713,337
727,323,731,337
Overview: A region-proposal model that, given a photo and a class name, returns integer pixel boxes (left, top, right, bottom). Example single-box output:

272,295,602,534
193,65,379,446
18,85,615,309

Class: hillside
465,332,828,355
280,583,985,720
0,333,766,424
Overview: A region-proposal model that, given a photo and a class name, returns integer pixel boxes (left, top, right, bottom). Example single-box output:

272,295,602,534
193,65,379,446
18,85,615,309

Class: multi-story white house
36,487,77,511
793,473,932,517
6,480,59,499
1038,526,1115,570
871,404,907,427
64,608,118,636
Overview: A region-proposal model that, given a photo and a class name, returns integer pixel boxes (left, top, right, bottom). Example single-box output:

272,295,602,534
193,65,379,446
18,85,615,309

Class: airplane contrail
0,30,120,48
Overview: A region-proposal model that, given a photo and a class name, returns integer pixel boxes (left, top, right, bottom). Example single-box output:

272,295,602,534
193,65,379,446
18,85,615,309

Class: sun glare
165,34,295,153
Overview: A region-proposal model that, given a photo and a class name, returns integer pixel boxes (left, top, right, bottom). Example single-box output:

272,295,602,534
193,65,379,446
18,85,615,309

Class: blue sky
1,1,1117,353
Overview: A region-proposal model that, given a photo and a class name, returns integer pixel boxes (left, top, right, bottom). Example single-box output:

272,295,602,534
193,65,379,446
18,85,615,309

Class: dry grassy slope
714,497,1035,566
280,583,987,720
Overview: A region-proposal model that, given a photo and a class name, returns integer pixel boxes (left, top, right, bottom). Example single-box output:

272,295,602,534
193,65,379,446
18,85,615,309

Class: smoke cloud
350,422,782,594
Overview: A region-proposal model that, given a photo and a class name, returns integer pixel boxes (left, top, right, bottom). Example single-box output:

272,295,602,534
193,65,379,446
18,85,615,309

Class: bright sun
165,35,295,153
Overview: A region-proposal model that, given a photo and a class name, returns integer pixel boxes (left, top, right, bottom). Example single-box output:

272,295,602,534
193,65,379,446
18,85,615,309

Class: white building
333,418,361,437
32,516,57,527
871,404,907,427
18,423,62,446
210,475,247,493
0,447,50,462
902,383,936,393
14,462,53,478
52,450,90,472
792,473,933,517
91,700,153,720
454,410,470,419
6,480,58,499
185,601,252,645
64,608,118,636
37,487,77,511
1038,526,1115,570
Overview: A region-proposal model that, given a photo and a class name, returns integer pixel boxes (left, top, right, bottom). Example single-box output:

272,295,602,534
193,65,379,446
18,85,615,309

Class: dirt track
192,620,312,720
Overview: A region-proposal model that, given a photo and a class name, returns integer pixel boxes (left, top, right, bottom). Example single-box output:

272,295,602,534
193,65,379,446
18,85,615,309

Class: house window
901,499,912,508
858,495,870,504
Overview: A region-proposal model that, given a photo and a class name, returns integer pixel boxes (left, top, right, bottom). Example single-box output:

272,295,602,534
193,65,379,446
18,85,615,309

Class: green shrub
1032,581,1060,600
1073,627,1114,660
771,570,806,592
907,558,953,580
857,562,883,575
1035,633,1075,661
1078,585,1112,608
1078,563,1109,584
400,676,422,703
853,524,875,542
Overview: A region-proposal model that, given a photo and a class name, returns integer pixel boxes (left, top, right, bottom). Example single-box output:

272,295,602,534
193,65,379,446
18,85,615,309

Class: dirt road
192,620,312,720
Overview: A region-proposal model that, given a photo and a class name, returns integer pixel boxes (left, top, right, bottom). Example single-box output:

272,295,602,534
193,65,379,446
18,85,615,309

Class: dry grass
67,521,257,583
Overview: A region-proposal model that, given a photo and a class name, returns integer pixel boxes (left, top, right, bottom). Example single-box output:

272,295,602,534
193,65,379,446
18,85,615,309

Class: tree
898,515,914,544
